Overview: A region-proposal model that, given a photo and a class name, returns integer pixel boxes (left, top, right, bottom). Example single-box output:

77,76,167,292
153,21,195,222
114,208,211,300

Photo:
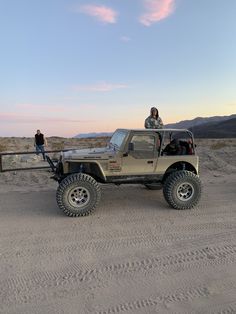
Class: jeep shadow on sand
47,128,202,217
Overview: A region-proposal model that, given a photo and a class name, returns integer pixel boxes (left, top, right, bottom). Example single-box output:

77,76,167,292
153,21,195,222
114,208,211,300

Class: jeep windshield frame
109,129,129,151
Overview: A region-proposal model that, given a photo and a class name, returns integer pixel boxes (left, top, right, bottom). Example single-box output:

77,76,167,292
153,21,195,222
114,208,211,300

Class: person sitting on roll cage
144,107,164,129
34,129,47,161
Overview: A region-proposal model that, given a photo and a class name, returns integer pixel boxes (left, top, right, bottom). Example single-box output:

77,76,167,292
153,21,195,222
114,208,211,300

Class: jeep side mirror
128,142,134,151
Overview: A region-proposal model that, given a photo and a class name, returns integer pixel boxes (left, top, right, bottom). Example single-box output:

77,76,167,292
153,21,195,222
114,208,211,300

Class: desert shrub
210,141,227,150
24,144,30,151
51,141,65,151
0,143,8,152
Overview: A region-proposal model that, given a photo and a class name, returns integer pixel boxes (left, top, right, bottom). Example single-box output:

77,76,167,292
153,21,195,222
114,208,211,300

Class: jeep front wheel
163,170,201,209
56,173,101,217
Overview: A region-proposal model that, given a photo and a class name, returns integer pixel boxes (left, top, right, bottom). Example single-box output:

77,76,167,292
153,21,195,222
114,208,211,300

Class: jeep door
121,132,159,174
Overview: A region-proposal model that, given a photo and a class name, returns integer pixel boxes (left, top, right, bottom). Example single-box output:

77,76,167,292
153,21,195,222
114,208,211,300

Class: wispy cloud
15,103,68,112
77,4,118,24
73,81,129,92
140,0,176,26
120,36,131,42
15,103,98,112
0,113,93,124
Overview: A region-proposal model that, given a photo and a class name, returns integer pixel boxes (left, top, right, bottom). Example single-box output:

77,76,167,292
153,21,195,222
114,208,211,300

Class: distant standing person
144,107,164,129
34,129,47,161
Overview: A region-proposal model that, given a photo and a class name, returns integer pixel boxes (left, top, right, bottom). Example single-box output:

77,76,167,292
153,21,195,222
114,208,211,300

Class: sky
0,0,235,137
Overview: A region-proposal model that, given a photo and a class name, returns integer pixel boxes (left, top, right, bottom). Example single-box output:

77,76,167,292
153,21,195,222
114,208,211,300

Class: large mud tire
163,170,201,209
56,173,101,217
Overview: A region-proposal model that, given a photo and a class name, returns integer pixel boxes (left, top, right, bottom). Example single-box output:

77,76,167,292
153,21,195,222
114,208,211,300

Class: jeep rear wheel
56,173,101,217
163,170,201,209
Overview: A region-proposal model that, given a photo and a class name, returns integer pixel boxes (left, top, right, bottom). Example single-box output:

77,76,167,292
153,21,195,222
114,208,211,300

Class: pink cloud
140,0,175,26
78,4,117,24
73,82,129,92
78,104,97,110
0,113,93,124
15,103,68,112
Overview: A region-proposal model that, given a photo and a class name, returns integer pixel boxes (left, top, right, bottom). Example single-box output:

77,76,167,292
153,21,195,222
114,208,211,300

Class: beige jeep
48,128,201,217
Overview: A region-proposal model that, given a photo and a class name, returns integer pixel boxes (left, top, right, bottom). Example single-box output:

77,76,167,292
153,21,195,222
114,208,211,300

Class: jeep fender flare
67,161,106,183
162,161,197,183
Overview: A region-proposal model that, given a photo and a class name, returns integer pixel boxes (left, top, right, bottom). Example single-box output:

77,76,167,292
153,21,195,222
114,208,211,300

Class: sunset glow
0,0,235,137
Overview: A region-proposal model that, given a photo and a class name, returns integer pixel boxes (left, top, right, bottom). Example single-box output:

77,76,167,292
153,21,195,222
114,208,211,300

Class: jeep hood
63,147,115,160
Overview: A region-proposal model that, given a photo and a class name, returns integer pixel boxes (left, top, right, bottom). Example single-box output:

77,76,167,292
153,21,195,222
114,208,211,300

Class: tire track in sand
95,284,210,314
2,230,236,265
2,221,236,260
1,244,236,307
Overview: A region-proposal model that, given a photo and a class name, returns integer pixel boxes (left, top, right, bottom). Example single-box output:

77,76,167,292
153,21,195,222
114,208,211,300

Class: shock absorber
79,164,84,173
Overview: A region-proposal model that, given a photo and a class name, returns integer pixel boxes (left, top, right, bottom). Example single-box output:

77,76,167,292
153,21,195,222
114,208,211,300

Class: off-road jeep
47,129,201,217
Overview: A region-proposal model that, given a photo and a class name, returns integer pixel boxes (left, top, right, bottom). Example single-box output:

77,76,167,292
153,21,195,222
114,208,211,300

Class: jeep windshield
109,130,128,150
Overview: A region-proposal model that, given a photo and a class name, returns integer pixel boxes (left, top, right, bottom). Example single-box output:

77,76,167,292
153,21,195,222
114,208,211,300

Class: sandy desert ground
0,137,236,314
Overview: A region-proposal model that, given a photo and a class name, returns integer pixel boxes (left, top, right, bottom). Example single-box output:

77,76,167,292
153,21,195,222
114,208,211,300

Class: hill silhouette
74,114,236,138
189,117,236,138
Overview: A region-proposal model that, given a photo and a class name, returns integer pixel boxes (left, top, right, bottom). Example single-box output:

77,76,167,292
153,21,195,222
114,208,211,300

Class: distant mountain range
165,114,236,138
74,132,113,139
165,114,236,129
74,114,236,138
188,117,236,138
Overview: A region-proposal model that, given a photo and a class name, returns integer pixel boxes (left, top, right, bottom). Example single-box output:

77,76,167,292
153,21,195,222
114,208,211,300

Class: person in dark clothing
163,139,181,155
34,129,47,160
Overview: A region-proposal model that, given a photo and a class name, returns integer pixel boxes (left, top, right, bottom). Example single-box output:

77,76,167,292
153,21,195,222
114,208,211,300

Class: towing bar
0,149,74,173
